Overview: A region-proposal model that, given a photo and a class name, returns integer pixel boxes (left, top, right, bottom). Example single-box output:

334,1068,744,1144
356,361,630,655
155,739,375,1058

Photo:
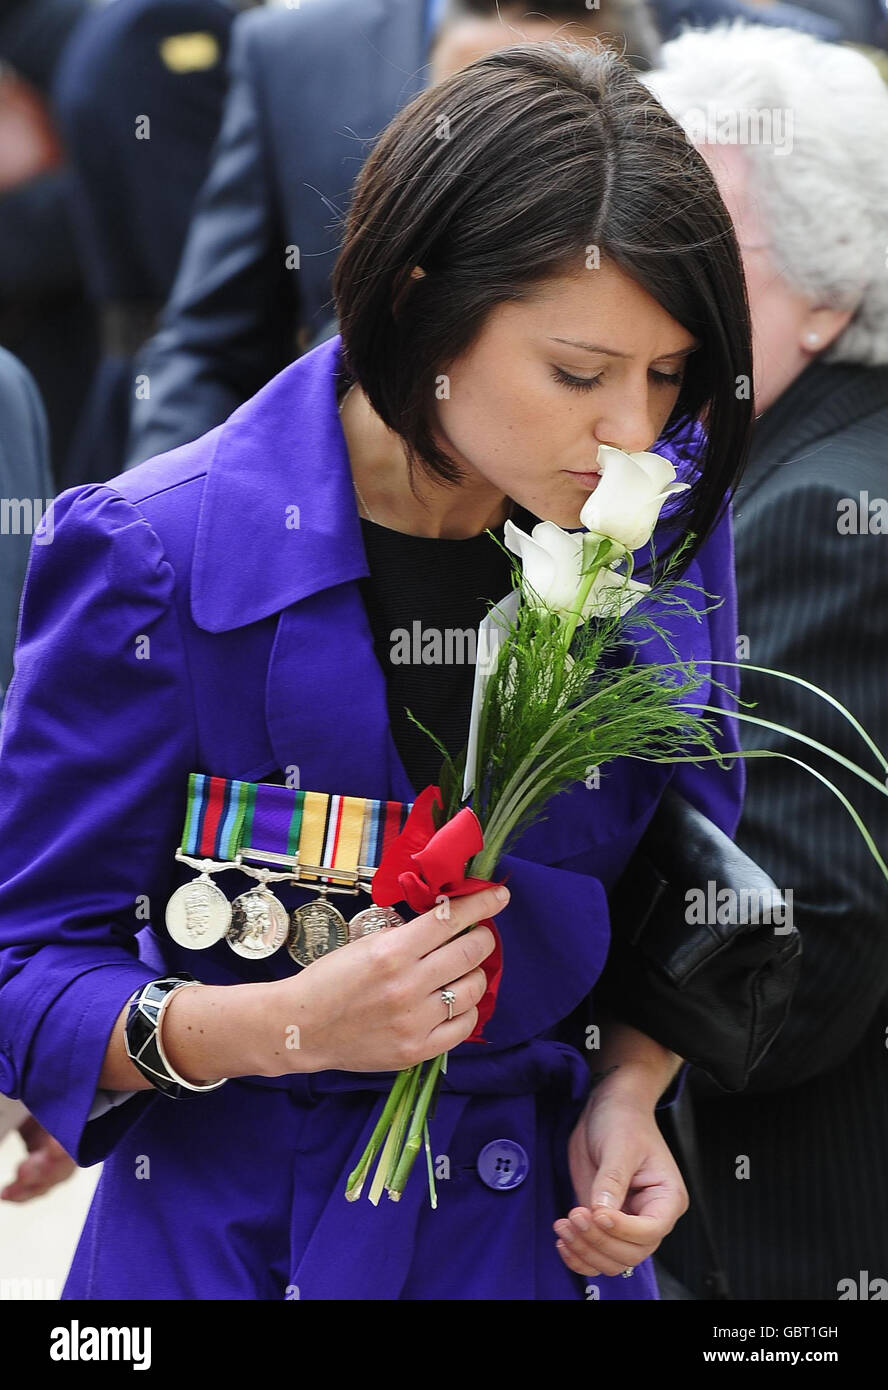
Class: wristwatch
124,974,229,1099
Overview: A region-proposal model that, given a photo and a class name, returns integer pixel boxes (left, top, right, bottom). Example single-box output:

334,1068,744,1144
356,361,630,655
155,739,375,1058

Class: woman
645,23,888,1299
0,42,752,1300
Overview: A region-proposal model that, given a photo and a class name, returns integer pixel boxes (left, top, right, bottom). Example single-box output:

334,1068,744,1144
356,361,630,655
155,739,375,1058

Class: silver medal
288,895,349,966
226,886,290,959
347,904,405,942
165,870,232,949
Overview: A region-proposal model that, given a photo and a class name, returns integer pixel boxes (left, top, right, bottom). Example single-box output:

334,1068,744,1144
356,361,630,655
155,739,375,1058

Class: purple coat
0,334,744,1300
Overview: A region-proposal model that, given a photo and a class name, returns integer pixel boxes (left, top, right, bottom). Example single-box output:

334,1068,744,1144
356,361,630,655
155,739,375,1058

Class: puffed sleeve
0,483,198,1165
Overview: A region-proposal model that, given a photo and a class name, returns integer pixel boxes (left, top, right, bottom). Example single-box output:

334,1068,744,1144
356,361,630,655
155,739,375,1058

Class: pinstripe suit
659,358,888,1300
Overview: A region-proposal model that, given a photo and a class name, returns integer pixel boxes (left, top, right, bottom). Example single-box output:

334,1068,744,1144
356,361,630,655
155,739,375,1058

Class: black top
357,508,534,793
335,368,536,791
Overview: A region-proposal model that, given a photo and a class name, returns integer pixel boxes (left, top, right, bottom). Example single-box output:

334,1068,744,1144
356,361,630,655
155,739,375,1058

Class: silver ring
441,988,456,1021
621,1266,634,1278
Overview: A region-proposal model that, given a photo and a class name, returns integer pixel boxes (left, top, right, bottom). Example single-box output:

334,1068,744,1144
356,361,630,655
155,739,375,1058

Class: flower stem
423,1120,437,1209
381,1061,423,1194
345,1065,413,1203
388,1053,446,1201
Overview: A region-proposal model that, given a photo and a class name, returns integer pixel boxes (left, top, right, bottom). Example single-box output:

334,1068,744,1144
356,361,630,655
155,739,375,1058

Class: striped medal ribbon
164,773,250,950
165,774,414,962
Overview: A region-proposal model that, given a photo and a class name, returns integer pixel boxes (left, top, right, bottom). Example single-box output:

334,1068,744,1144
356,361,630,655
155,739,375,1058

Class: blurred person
0,346,54,702
644,22,888,1300
0,0,97,486
52,0,263,491
654,0,842,41
0,344,74,1203
1,1105,76,1201
784,0,888,45
124,0,663,467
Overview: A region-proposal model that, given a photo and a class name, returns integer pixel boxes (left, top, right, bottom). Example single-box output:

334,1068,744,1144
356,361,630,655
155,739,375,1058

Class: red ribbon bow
371,785,505,1042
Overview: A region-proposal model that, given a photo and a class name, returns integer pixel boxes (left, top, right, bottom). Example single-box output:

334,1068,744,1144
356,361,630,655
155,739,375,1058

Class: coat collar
738,358,888,507
191,334,369,633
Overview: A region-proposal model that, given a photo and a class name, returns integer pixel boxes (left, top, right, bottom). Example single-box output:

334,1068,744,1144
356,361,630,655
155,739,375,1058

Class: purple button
476,1139,529,1191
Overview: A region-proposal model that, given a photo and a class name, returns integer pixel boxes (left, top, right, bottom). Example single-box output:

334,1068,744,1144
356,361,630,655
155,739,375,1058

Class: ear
392,264,426,319
799,304,854,356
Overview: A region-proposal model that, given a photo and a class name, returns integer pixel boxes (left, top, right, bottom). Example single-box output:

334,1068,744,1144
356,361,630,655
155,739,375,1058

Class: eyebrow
549,337,701,359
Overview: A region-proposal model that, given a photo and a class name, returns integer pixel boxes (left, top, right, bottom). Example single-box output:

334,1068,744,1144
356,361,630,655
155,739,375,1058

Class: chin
521,498,587,530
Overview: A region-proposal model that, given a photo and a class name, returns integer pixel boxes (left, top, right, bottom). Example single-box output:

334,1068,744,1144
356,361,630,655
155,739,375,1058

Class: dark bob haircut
332,41,754,573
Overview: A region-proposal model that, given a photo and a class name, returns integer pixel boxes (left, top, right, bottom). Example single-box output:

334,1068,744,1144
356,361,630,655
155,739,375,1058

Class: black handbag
599,784,803,1092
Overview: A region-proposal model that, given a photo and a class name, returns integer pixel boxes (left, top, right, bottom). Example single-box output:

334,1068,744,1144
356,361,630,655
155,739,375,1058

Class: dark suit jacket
655,0,842,40
658,359,888,1300
125,0,430,466
0,347,54,702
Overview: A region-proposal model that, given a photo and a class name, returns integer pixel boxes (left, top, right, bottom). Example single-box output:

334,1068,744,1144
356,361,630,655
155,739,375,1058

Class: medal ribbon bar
176,773,414,886
168,775,415,961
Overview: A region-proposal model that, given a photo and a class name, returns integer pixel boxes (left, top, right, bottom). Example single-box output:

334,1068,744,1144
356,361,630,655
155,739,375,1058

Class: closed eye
552,366,684,393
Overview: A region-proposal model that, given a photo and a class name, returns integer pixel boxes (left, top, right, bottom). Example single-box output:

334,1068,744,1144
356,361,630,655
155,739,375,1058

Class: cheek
436,360,562,471
745,263,804,366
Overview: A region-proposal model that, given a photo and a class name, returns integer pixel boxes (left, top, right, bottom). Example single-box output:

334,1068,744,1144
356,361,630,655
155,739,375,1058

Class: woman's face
431,257,699,528
698,143,852,415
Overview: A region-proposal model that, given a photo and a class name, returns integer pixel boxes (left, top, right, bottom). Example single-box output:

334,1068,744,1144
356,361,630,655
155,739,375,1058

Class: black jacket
659,359,888,1300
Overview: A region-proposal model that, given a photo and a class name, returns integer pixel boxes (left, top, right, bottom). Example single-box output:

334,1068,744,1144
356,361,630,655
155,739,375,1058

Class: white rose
504,517,650,625
579,445,690,553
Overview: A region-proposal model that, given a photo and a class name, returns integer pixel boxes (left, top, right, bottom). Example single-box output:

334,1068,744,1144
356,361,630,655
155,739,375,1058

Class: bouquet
345,445,888,1207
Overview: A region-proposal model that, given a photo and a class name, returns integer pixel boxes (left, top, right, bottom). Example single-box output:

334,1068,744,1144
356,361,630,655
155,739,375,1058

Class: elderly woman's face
699,143,825,415
430,257,699,528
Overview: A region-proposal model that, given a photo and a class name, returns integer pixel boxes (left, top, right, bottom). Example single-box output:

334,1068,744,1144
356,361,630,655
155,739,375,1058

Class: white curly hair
643,21,888,366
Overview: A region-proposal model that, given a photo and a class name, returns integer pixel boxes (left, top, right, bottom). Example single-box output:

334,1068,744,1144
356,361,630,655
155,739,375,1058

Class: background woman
646,22,888,1300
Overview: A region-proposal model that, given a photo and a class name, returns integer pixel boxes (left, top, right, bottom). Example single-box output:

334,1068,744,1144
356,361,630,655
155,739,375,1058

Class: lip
564,470,602,489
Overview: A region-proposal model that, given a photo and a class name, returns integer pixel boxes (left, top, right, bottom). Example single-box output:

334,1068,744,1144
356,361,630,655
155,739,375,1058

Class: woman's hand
555,1085,688,1279
264,884,508,1075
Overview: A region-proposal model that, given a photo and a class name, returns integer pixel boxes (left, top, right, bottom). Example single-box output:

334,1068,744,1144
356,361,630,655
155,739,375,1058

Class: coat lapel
264,584,420,805
189,333,424,805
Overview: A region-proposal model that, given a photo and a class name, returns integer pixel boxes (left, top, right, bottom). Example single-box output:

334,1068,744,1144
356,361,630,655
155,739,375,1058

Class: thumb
587,1149,632,1225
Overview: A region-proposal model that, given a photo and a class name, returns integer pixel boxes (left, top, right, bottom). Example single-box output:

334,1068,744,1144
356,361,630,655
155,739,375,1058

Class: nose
592,389,661,456
593,418,659,456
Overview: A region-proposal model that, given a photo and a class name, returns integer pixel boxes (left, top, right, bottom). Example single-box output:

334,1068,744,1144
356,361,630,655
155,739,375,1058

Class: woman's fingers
423,1003,480,1056
419,922,497,992
552,1199,679,1276
554,1212,650,1275
423,963,487,1035
405,885,509,959
428,964,488,1021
